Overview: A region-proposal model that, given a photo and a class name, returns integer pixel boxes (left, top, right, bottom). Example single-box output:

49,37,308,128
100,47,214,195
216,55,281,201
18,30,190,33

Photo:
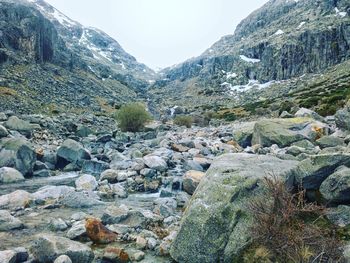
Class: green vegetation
174,115,193,128
114,103,152,132
242,176,344,263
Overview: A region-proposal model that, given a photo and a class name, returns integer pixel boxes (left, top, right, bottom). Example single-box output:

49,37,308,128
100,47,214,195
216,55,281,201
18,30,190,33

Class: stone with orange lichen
85,218,117,244
102,246,130,263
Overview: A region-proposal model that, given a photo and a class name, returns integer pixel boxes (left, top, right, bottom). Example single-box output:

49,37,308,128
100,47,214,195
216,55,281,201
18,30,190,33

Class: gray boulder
30,234,94,263
252,118,328,147
316,135,345,149
295,108,324,122
0,190,33,209
335,109,350,130
56,139,91,168
0,210,23,231
0,167,25,184
33,185,75,201
0,247,28,263
170,153,298,263
75,174,98,191
326,205,350,227
287,154,350,190
60,191,103,208
143,155,167,172
320,166,350,204
0,138,36,176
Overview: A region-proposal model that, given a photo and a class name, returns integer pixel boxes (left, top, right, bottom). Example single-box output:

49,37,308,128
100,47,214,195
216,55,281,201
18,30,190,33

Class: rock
183,160,204,172
0,125,8,138
33,169,51,177
316,135,345,149
75,174,98,191
67,221,86,240
183,170,205,195
0,250,16,263
252,118,328,147
130,250,145,261
76,126,93,138
326,205,350,227
60,191,103,208
344,244,350,262
102,247,129,263
0,112,7,121
4,116,36,137
54,255,72,263
0,210,23,230
171,143,189,152
102,206,150,228
56,139,91,168
136,236,147,249
232,121,255,148
0,138,36,176
50,218,68,231
295,108,324,122
0,190,32,209
33,185,75,201
111,183,128,198
85,218,118,244
320,166,350,204
30,234,94,263
82,160,109,175
143,155,167,172
170,153,298,263
100,169,136,183
280,111,293,118
335,109,350,130
0,167,25,184
287,153,350,190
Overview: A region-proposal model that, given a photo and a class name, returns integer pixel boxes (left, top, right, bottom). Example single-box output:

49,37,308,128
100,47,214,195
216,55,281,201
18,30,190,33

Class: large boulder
232,122,255,148
316,135,345,149
335,109,350,130
56,139,91,168
0,138,36,176
4,116,38,137
252,118,328,147
33,185,75,201
30,234,94,263
170,153,298,263
287,153,350,190
320,166,350,204
0,167,25,184
0,210,23,231
294,108,324,122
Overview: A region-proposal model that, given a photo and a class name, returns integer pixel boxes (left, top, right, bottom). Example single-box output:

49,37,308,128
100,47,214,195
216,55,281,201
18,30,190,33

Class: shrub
244,176,343,262
174,115,193,128
115,103,152,132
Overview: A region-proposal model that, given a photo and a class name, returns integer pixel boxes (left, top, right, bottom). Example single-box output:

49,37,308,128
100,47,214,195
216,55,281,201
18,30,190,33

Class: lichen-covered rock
85,218,118,244
54,255,72,263
335,109,350,131
30,234,94,263
251,118,328,147
170,153,298,263
320,166,350,204
4,116,38,137
0,138,36,177
0,125,8,138
143,155,168,172
316,136,345,149
287,153,350,190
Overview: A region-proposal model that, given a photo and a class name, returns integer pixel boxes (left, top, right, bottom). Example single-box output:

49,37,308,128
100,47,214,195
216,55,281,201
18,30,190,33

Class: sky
45,0,268,70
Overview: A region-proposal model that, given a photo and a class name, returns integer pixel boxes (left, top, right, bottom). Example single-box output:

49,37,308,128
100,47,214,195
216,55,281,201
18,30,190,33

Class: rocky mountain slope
149,0,350,119
0,0,156,114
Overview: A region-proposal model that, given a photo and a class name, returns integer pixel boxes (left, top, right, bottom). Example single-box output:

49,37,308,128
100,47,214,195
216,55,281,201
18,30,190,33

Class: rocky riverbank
0,105,350,262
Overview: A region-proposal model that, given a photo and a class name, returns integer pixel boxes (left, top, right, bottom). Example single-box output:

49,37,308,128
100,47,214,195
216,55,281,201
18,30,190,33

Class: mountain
0,0,156,114
149,0,350,119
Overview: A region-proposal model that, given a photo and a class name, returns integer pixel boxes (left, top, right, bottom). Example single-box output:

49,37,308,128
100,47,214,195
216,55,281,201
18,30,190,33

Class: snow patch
297,21,306,29
221,80,276,94
52,9,77,27
239,55,260,63
335,7,347,17
226,72,238,80
274,29,285,35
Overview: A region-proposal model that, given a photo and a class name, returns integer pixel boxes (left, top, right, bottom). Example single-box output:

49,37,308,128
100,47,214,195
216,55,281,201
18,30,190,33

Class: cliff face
147,0,350,116
0,0,156,114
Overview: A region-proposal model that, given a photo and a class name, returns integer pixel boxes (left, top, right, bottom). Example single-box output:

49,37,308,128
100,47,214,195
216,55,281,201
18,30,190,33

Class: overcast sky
45,0,268,69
